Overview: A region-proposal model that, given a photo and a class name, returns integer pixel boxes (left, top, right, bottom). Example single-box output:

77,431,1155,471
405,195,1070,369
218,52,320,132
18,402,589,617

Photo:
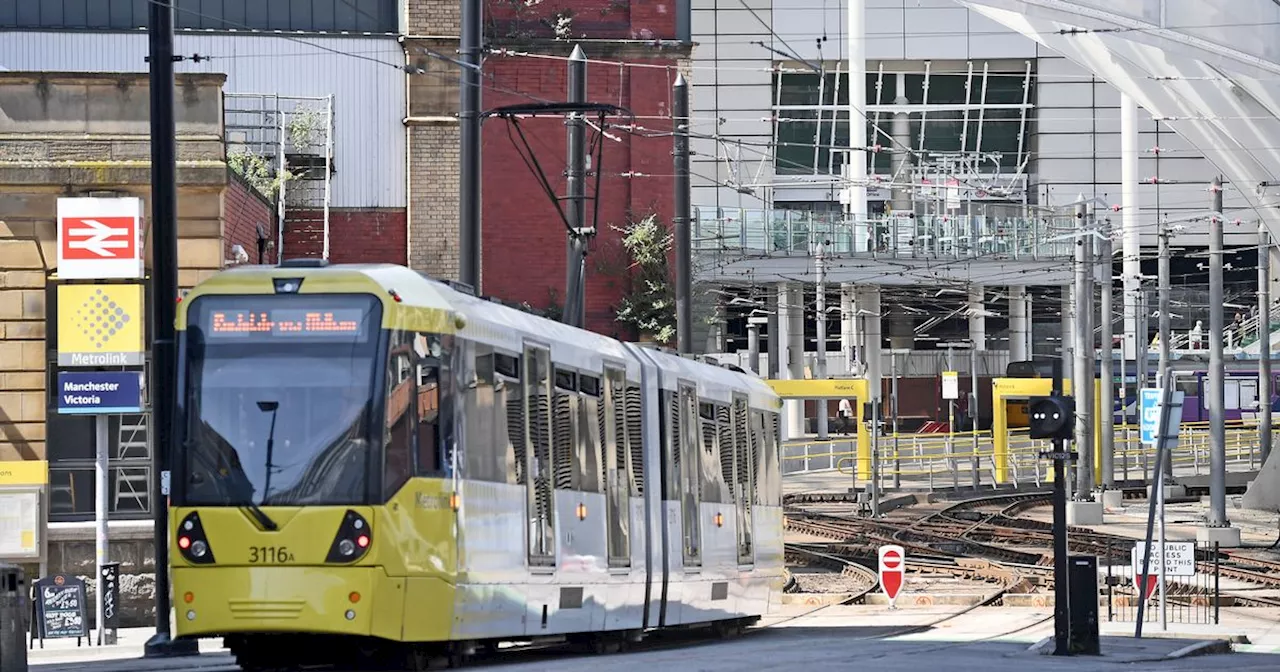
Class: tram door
678,383,702,568
604,367,632,567
733,396,754,564
523,345,556,565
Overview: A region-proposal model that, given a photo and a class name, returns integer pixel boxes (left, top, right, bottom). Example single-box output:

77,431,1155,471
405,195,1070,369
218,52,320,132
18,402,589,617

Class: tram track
785,488,1280,609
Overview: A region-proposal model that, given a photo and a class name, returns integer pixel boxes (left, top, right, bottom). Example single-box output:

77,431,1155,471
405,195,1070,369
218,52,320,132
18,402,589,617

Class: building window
773,62,1035,176
45,411,153,523
2,0,398,32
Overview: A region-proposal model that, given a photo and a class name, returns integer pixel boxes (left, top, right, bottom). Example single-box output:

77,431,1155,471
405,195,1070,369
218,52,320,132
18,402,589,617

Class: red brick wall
223,172,277,264
284,209,407,264
482,52,679,337
485,0,678,40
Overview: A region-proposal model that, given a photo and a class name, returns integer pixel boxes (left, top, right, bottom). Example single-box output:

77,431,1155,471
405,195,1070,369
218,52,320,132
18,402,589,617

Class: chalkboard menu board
100,563,120,630
32,574,87,641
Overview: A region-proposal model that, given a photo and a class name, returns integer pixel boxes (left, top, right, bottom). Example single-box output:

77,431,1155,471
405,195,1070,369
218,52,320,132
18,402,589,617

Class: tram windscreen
179,293,383,506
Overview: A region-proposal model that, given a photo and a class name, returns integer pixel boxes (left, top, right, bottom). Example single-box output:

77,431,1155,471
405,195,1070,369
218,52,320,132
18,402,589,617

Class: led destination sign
203,307,371,341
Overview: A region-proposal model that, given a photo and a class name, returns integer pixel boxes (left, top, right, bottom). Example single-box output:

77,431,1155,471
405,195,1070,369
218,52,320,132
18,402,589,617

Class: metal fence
782,419,1274,489
1102,540,1222,626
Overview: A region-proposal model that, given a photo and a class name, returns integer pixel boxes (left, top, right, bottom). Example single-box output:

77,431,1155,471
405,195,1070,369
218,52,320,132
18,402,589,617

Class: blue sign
1140,388,1186,447
1140,388,1161,444
56,371,143,414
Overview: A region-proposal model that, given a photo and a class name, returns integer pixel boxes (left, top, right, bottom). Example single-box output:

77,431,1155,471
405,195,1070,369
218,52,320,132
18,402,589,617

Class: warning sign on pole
942,371,959,400
878,544,905,606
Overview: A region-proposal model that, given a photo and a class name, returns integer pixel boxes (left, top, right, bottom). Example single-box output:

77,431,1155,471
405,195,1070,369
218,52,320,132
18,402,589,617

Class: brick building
0,72,274,625
407,0,691,336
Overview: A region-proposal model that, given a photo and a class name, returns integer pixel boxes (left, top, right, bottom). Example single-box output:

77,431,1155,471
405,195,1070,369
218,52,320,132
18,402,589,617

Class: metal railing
782,420,1274,490
693,208,1078,261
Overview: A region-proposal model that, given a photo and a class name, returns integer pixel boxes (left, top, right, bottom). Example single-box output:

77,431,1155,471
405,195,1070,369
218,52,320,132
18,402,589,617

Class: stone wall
407,123,461,280
0,72,254,628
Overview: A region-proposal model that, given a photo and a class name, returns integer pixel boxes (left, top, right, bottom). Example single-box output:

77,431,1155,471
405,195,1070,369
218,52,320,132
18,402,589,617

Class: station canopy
959,0,1280,235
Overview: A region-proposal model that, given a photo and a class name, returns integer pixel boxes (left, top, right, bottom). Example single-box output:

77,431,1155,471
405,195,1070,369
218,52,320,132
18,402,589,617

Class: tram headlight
176,512,216,565
325,510,372,564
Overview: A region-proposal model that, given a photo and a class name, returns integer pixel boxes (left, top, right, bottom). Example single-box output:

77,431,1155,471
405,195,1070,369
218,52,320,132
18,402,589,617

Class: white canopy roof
959,0,1280,234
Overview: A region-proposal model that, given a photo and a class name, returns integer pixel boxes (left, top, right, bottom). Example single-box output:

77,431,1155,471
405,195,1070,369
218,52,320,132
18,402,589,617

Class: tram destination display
32,574,88,641
193,294,377,343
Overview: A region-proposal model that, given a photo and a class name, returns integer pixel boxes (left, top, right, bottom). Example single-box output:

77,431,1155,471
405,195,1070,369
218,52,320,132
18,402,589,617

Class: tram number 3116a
248,546,294,564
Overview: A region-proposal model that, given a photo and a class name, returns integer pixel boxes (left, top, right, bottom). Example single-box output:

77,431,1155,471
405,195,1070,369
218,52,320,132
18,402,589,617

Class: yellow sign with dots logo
57,284,144,366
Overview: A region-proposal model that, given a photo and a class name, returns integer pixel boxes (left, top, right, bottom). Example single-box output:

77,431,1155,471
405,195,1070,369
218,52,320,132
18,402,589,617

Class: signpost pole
94,415,109,646
1049,359,1070,656
1135,369,1175,638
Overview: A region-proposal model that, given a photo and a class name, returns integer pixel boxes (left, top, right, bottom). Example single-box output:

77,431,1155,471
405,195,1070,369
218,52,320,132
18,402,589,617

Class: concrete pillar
888,316,914,350
846,0,868,250
858,285,883,400
1061,286,1074,380
968,285,986,350
767,291,780,378
890,72,912,215
1009,285,1029,361
1121,94,1141,363
840,283,858,374
777,282,804,437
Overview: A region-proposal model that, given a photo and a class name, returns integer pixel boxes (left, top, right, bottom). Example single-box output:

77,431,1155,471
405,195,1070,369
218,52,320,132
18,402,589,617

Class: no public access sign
57,197,144,280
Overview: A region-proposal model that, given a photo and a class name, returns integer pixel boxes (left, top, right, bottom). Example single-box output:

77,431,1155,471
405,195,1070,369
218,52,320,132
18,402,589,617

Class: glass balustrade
692,207,1077,260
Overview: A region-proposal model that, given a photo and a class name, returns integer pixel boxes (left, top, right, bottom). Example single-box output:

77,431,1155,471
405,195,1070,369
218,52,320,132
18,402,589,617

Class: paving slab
1028,634,1232,661
26,606,1280,672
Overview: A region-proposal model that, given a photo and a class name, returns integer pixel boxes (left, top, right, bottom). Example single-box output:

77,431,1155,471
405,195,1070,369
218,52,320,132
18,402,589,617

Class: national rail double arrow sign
64,218,133,257
56,197,144,280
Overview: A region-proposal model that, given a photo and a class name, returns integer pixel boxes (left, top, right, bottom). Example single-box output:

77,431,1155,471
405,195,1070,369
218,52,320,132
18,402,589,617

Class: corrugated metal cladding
0,32,405,209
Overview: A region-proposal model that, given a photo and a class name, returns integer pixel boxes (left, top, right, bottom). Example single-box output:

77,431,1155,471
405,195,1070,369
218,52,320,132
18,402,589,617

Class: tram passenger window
467,348,504,483
414,333,454,477
384,331,416,498
577,375,603,493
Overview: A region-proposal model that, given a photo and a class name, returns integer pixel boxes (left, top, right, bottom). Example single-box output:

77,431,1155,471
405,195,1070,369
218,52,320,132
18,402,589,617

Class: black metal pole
1051,359,1070,656
1106,538,1113,622
673,73,693,353
143,2,197,657
458,0,483,290
562,45,588,328
1214,541,1220,624
1134,368,1175,638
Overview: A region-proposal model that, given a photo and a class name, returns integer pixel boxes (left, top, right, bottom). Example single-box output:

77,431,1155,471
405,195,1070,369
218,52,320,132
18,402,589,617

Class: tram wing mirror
257,401,280,412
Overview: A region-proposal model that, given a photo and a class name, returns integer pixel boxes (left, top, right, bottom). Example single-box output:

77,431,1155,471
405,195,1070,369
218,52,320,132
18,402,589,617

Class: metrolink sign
55,283,145,367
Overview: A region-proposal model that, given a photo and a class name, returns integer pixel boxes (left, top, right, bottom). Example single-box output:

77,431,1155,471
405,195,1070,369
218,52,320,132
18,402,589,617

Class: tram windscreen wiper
242,503,280,531
246,400,281,531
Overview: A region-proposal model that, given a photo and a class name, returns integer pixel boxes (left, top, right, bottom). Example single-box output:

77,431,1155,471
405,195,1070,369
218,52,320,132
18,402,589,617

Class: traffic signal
1028,394,1075,440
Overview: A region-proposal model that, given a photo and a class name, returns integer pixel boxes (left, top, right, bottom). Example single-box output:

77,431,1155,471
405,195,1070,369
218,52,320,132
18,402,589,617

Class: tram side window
466,346,510,483
699,403,724,505
577,374,603,493
496,353,525,485
414,333,454,477
384,330,416,499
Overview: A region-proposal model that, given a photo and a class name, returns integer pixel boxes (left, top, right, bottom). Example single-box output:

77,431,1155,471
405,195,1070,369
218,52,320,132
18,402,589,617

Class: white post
322,94,334,261
969,285,986,350
1009,285,1029,361
841,284,857,374
816,244,829,438
95,415,110,645
1121,94,1141,362
276,100,287,261
847,0,868,250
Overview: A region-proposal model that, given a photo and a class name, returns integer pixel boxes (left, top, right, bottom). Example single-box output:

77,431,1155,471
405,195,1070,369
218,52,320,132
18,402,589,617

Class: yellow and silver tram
169,261,785,670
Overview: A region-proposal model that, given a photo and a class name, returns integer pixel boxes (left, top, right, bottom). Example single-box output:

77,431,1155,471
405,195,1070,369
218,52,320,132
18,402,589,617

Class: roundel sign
878,544,906,606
